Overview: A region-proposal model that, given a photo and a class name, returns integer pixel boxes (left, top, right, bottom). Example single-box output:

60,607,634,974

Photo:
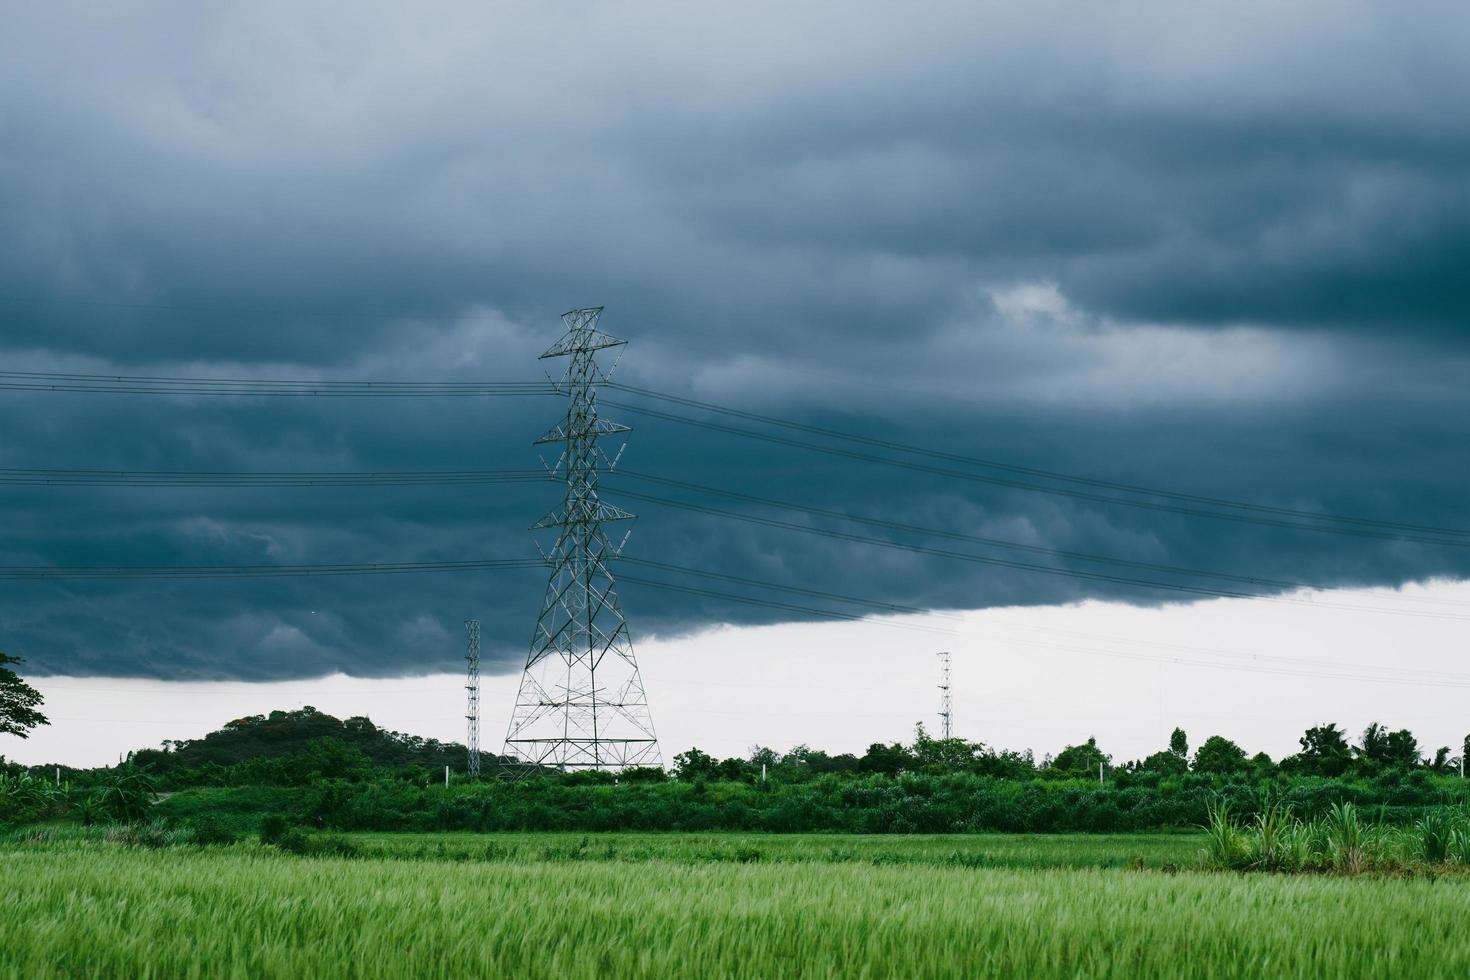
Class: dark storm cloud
1,1,1468,679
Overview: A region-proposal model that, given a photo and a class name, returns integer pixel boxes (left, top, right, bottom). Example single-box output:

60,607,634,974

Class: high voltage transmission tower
464,619,481,779
502,307,660,772
937,651,952,740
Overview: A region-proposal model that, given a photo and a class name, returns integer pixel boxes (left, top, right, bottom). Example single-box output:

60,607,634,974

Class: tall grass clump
1325,802,1367,874
1417,807,1457,864
1250,799,1295,872
1201,800,1249,869
1203,799,1470,876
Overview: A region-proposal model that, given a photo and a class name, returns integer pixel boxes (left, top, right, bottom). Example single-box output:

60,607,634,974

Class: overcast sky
2,3,1468,764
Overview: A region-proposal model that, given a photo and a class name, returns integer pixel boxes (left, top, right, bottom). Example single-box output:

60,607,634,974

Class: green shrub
187,815,239,846
259,813,292,846
1326,803,1365,874
1201,801,1249,869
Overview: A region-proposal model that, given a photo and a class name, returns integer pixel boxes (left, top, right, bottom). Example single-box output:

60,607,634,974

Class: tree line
671,722,1469,783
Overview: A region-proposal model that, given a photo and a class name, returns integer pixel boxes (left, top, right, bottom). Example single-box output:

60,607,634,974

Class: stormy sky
2,1,1468,682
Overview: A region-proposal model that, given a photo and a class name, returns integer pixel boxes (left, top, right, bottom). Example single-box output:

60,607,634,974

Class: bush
258,813,292,846
188,815,239,846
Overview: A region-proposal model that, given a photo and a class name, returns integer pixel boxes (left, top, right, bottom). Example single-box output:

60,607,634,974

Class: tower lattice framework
937,651,952,740
502,307,660,771
464,619,481,779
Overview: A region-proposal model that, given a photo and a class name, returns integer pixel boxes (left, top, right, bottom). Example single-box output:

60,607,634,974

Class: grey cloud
1,2,1467,679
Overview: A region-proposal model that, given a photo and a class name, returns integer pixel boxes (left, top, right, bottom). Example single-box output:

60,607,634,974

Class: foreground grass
7,836,1470,978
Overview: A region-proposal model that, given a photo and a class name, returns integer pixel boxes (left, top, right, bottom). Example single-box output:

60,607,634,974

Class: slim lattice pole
502,307,660,772
465,619,481,779
937,651,952,740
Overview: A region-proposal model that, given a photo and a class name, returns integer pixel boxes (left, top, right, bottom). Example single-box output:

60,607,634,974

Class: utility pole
937,651,952,740
464,619,481,779
502,307,660,772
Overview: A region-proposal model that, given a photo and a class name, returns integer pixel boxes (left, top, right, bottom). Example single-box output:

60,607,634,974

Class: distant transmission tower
464,619,481,779
502,307,660,771
937,651,952,740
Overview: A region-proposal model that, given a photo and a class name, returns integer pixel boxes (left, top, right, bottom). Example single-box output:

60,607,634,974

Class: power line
619,556,963,620
973,618,1470,685
0,467,548,487
616,557,1470,688
4,363,1459,543
612,489,1470,621
6,462,1464,610
0,370,558,397
0,558,545,579
975,627,1470,691
607,383,1470,540
14,551,1470,688
606,400,1470,549
609,471,1470,607
615,574,954,636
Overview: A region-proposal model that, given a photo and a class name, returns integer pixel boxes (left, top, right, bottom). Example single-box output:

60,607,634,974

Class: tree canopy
0,653,48,740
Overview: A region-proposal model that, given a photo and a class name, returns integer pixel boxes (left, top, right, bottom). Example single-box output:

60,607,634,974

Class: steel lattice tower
464,619,481,779
502,307,660,771
937,651,952,740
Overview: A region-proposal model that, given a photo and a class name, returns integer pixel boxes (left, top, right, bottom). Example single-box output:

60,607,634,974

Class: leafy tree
803,751,860,775
971,747,1036,779
1384,729,1421,769
1429,746,1453,775
747,746,780,770
1355,723,1421,770
780,744,814,769
1357,722,1390,766
1192,735,1246,775
1052,737,1109,774
859,741,913,776
1288,723,1352,776
1138,750,1186,775
0,653,49,739
1169,727,1189,760
910,723,979,771
671,747,718,780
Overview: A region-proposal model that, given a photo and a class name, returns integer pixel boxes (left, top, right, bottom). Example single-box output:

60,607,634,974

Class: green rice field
6,832,1470,978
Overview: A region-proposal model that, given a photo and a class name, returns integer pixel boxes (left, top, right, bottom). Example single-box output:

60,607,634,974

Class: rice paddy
6,832,1470,978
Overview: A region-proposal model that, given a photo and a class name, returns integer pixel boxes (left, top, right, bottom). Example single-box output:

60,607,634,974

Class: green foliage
1417,807,1456,863
1354,723,1421,772
131,707,463,787
1051,737,1108,774
0,653,48,740
1325,802,1366,873
1192,736,1247,775
1288,723,1353,777
187,814,240,846
671,747,718,780
0,770,67,825
1201,800,1249,869
259,813,292,846
90,762,158,823
1197,800,1470,875
1249,798,1295,872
